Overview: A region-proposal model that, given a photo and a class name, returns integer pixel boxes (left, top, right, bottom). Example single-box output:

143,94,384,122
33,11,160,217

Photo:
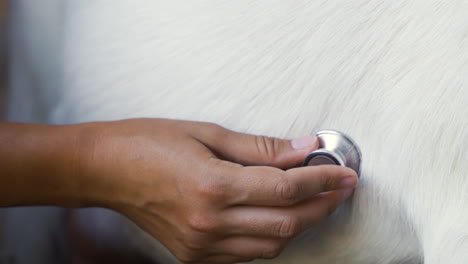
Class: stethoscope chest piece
303,130,362,176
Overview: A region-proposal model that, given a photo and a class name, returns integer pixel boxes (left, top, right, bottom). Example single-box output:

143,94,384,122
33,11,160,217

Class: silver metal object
303,130,362,176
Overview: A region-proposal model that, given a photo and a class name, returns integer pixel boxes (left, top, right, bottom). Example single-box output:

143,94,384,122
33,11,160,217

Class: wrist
58,122,106,208
67,121,122,209
0,122,109,208
71,120,138,211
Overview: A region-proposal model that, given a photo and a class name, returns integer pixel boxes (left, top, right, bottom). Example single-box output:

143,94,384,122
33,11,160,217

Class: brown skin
0,118,358,263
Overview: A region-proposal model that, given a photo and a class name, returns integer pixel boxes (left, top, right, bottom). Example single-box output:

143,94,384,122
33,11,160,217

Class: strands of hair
7,1,468,263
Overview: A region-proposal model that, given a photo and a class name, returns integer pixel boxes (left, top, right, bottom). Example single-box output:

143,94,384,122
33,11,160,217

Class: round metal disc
303,130,362,176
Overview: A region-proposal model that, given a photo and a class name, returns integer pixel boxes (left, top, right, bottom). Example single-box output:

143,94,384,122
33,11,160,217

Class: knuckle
261,242,284,259
254,135,280,164
178,226,194,240
187,213,219,233
205,122,223,131
275,216,301,238
318,166,337,190
204,122,227,138
184,237,205,251
197,181,228,201
275,178,301,204
174,250,199,263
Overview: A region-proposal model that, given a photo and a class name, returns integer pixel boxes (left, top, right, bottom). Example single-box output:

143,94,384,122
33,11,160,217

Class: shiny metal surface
303,130,362,176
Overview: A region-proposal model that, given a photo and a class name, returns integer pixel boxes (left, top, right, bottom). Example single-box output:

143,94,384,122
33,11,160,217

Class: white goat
6,1,468,263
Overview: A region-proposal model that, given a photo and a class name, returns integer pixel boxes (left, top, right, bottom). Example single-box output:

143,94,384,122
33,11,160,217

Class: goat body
7,1,468,263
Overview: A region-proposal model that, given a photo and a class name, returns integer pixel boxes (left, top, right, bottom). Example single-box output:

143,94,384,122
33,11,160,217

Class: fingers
189,121,358,207
225,165,358,206
191,237,287,263
211,237,287,259
188,122,318,169
195,255,254,264
221,189,353,238
176,190,352,263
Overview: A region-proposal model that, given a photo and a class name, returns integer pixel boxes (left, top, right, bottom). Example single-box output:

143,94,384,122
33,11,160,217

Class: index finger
227,165,358,206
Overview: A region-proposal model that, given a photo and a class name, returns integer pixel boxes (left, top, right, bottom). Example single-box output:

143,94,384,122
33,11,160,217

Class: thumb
191,123,319,169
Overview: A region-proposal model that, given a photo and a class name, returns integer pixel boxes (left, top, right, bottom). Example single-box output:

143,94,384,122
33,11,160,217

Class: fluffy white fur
7,0,468,263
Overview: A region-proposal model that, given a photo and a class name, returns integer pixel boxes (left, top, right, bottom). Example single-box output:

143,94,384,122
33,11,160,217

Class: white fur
8,0,468,263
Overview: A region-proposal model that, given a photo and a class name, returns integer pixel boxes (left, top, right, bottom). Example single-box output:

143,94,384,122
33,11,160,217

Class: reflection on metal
303,130,362,176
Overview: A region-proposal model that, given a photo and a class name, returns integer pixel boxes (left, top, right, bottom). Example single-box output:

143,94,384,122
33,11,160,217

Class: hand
81,118,358,264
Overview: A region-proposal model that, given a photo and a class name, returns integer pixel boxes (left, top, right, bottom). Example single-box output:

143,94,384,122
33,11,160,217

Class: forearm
0,122,99,207
0,118,358,263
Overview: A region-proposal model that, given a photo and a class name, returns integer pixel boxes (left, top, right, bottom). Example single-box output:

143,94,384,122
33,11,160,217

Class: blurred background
0,0,6,120
0,1,9,262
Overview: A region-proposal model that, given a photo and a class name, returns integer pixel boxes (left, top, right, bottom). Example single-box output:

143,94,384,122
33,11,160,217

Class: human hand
80,118,358,264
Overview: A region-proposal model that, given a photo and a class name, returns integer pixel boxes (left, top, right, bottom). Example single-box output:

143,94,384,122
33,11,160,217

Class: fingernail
339,176,358,188
341,189,354,201
291,135,317,150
